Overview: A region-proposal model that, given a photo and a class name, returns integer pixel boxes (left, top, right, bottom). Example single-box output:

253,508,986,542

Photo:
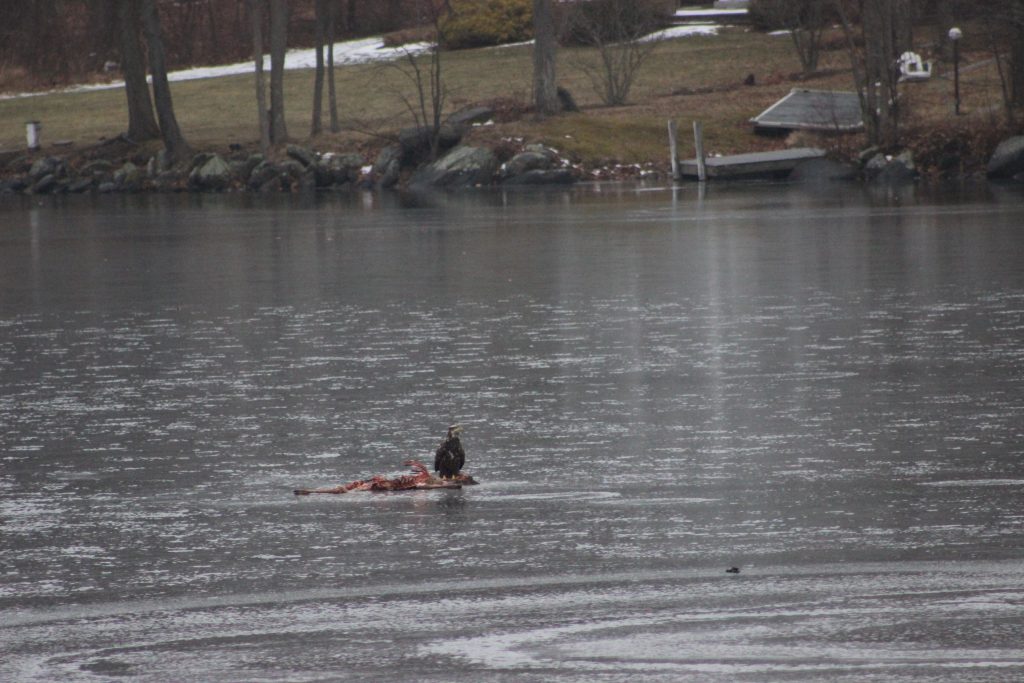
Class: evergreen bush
441,0,533,50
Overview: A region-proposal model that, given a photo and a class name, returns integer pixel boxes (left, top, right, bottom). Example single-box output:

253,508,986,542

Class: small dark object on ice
725,566,741,574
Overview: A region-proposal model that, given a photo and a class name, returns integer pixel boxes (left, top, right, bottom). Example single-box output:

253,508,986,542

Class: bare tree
834,0,913,147
568,0,663,106
327,0,340,133
1009,0,1024,106
312,0,327,136
248,0,271,154
269,0,289,143
533,0,560,116
116,0,160,141
140,0,191,164
978,0,1024,123
392,1,450,161
750,0,831,74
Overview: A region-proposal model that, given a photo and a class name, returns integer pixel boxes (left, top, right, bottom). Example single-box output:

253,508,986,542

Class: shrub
558,0,673,47
440,0,533,51
901,117,1019,177
558,0,672,105
748,0,839,33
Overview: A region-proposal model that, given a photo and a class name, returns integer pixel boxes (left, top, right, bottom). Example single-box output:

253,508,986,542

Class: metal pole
953,39,960,115
949,27,963,116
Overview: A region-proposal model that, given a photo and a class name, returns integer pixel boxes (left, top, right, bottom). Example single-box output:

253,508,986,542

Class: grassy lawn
0,25,1011,172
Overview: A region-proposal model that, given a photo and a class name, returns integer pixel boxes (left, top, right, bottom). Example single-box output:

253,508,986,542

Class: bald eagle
434,425,465,479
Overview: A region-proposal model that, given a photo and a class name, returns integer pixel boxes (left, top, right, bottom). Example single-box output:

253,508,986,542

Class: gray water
2,182,1024,681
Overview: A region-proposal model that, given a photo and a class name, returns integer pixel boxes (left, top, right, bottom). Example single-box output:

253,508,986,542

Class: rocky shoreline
0,104,588,197
3,103,1024,196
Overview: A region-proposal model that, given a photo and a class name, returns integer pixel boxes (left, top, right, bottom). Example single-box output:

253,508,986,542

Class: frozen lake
2,182,1023,680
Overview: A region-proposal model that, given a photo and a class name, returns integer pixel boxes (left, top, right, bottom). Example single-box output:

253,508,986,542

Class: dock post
668,120,679,180
693,121,707,182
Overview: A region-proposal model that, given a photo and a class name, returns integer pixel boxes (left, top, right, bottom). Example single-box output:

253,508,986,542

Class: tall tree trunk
140,0,191,164
893,0,914,56
532,0,560,116
116,0,160,141
327,0,340,133
269,0,289,143
1011,0,1024,105
834,1,866,107
249,0,271,154
346,0,356,33
311,0,326,136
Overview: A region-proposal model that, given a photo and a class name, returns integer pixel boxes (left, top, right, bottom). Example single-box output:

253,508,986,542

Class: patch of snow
1,36,432,101
488,40,534,50
675,8,748,16
642,25,721,42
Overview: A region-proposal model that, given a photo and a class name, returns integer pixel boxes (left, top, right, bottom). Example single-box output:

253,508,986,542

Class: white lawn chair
898,51,932,82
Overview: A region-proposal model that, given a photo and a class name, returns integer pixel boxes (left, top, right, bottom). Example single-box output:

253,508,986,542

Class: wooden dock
677,147,825,180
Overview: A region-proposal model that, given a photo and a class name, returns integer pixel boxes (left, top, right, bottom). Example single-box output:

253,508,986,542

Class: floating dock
677,147,826,180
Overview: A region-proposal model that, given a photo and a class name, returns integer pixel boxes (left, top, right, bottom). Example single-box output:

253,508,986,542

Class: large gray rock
864,150,916,183
188,154,233,191
986,135,1024,179
446,106,494,130
247,160,280,189
409,145,498,189
79,159,114,177
373,145,402,188
114,162,143,191
67,177,95,193
317,153,364,187
857,146,881,165
287,144,317,168
188,152,215,172
278,159,308,180
29,156,63,181
500,151,554,180
399,124,463,165
30,173,58,194
240,154,264,181
274,159,311,192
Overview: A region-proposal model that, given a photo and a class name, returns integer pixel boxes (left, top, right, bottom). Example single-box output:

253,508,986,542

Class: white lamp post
949,27,963,115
